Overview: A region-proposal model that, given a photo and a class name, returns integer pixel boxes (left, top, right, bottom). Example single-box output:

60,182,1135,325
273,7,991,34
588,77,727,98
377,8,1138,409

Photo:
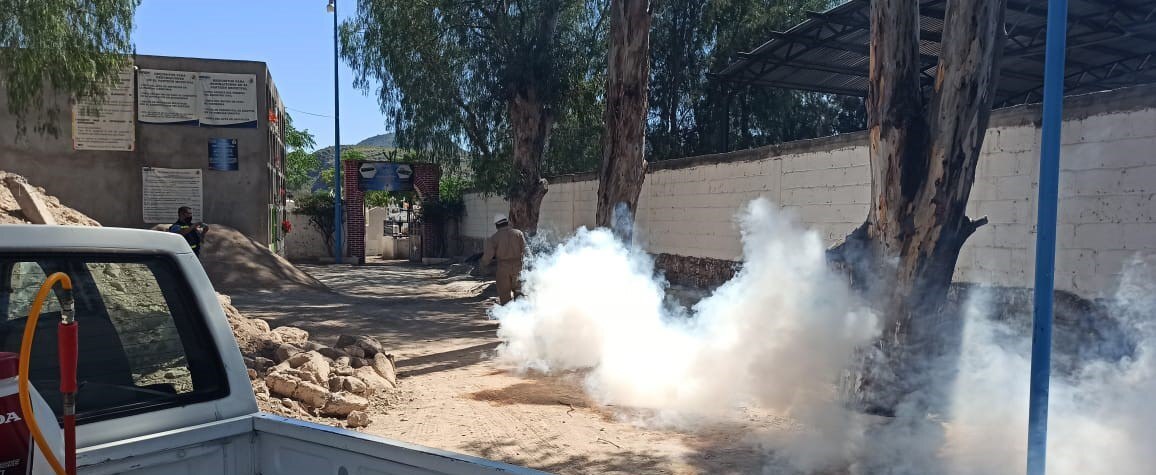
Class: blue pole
331,0,343,264
1027,0,1068,473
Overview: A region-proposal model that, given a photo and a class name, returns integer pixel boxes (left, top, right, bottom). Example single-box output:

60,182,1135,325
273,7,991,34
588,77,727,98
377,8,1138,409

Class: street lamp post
327,0,343,264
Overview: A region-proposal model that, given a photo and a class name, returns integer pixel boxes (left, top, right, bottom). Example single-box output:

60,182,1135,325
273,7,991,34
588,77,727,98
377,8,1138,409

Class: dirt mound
218,293,401,427
0,170,100,226
153,223,327,292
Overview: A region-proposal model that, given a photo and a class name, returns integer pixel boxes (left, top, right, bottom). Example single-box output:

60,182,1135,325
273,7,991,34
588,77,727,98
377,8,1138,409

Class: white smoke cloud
491,197,1156,474
493,198,879,471
938,256,1156,475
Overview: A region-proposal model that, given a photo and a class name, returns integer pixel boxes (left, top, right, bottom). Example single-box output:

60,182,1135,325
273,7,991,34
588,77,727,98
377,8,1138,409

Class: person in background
480,214,526,304
169,206,209,257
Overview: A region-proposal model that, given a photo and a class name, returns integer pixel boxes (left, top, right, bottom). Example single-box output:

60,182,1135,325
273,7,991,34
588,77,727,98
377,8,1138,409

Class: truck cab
0,225,541,475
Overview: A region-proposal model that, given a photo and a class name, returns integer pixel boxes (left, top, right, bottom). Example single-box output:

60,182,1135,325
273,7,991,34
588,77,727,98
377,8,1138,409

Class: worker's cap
494,214,509,225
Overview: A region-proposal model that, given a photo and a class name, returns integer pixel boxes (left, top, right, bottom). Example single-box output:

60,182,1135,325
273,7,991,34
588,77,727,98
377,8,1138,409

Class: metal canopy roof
714,0,1156,108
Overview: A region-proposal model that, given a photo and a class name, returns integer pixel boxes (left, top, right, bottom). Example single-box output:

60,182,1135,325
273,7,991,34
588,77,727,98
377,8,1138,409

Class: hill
356,133,396,148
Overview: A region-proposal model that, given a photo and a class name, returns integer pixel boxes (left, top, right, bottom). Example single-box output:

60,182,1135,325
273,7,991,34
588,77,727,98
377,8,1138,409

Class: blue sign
208,138,239,171
359,163,415,191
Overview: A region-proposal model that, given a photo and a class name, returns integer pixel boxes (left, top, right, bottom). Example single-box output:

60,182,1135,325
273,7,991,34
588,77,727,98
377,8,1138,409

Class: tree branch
451,95,494,160
963,215,989,237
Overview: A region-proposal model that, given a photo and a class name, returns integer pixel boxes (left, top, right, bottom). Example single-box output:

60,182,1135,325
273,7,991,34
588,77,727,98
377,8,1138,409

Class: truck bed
77,413,546,475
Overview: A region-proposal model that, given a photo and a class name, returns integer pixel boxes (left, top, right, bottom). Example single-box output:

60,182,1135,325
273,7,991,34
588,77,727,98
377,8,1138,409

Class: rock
335,335,358,348
348,357,369,369
266,372,300,398
220,294,274,356
253,380,269,395
280,398,307,415
292,381,331,409
346,410,371,428
254,357,275,372
342,376,371,396
318,347,348,359
333,365,355,377
271,360,292,373
371,353,397,386
273,343,302,363
272,326,310,344
247,368,258,380
354,366,395,392
321,392,369,417
243,356,256,369
328,375,344,392
342,345,366,359
335,336,382,357
302,341,326,352
286,351,315,367
334,356,351,367
293,351,331,383
355,336,384,357
278,367,318,385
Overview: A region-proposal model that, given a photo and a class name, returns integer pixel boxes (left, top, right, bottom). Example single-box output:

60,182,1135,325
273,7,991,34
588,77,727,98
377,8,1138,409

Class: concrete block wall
284,213,330,260
462,85,1156,297
0,55,280,245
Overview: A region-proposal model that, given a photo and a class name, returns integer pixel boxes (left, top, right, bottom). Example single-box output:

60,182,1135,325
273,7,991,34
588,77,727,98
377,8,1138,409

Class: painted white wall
284,213,330,260
365,207,388,256
462,91,1156,297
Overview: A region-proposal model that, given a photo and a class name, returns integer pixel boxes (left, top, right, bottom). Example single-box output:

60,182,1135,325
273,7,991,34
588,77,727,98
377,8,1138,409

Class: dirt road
229,261,770,474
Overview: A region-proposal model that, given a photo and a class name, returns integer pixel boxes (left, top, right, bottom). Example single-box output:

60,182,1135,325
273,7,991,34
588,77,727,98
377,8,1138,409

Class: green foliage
341,149,367,161
293,191,336,255
284,114,320,191
647,0,865,160
1,0,139,134
543,4,608,177
340,0,604,195
439,174,470,203
364,190,393,209
338,0,865,183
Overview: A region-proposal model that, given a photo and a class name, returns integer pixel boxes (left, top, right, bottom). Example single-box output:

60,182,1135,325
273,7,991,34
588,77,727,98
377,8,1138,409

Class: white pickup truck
0,225,544,475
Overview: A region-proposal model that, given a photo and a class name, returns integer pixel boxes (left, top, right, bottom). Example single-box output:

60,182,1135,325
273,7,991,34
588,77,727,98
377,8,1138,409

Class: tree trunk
834,0,1007,412
507,89,552,233
596,0,653,239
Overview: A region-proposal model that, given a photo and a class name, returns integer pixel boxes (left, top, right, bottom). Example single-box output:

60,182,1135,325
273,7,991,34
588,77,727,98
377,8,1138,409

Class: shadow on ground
228,262,498,358
396,341,501,377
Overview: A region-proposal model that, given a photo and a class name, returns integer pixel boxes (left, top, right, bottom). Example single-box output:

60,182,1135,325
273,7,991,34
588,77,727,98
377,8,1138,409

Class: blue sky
133,0,386,150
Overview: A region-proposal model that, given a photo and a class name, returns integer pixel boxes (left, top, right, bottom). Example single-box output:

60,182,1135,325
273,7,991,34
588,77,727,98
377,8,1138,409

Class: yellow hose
18,272,71,475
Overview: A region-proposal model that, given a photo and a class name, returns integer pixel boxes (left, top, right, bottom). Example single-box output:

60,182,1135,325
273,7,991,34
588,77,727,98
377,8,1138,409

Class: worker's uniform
481,227,527,304
169,221,203,256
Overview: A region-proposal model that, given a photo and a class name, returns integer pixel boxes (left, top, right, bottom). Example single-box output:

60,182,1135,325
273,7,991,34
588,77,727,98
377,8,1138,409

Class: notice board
198,72,258,127
137,69,199,125
142,168,203,223
73,68,135,151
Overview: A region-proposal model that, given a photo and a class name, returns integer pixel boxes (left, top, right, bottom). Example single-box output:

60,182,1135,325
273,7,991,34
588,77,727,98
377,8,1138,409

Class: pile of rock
218,294,397,428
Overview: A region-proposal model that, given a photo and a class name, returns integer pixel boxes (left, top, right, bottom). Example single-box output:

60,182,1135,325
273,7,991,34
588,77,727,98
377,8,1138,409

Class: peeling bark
596,0,653,238
833,0,1007,412
507,90,552,232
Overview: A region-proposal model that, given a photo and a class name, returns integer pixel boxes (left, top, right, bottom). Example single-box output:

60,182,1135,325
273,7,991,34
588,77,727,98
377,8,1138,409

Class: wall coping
134,54,267,68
